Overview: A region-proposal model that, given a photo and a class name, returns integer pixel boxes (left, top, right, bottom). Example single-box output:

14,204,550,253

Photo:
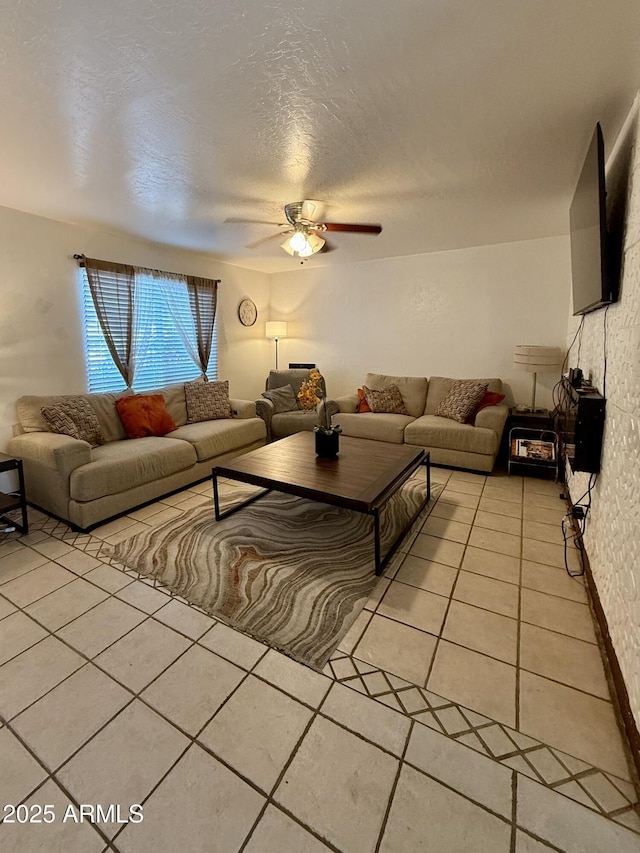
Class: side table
0,453,29,534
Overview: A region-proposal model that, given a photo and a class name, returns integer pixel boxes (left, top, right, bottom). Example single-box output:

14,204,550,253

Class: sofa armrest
474,404,509,437
7,432,92,475
255,398,275,440
230,398,257,419
333,393,360,414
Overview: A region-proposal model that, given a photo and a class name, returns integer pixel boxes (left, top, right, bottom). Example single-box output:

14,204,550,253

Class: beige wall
565,95,640,728
0,206,571,449
0,205,271,452
269,235,571,407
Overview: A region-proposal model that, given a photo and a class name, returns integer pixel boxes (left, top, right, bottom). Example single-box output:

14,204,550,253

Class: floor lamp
265,322,288,369
513,345,563,412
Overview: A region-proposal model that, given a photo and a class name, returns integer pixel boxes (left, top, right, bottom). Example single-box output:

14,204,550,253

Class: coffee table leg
373,510,382,575
425,452,431,502
373,452,432,576
212,469,272,521
212,471,222,520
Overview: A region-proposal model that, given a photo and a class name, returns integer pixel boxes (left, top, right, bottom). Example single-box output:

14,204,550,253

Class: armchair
256,368,326,441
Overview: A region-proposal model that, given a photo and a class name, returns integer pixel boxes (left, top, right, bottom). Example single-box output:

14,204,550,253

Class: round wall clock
238,298,257,327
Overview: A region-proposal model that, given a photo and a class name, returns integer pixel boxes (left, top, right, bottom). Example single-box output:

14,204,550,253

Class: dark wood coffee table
212,432,430,575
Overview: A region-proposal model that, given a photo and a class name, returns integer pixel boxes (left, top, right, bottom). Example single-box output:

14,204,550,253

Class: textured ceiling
2,1,640,273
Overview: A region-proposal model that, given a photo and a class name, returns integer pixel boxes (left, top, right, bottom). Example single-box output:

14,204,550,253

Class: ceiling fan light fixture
280,236,296,256
300,232,325,256
281,230,325,258
289,230,308,252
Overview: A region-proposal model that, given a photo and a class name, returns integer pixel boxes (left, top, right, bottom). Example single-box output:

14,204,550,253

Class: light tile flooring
0,468,639,852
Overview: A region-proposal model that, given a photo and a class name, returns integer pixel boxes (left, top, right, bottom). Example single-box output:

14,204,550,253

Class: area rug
106,478,443,670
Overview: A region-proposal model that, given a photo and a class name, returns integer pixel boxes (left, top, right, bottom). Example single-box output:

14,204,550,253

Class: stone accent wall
565,95,640,727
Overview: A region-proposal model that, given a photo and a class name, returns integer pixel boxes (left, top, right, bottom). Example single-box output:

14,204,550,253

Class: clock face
238,298,257,327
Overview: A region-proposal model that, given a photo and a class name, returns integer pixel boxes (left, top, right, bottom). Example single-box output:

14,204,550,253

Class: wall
0,205,271,453
269,235,571,407
565,95,640,728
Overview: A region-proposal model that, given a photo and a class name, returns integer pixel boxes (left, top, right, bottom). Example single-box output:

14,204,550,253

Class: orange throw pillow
357,388,371,413
116,394,177,439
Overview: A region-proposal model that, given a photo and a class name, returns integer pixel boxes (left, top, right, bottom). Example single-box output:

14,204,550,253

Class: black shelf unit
503,409,557,478
552,379,605,474
508,425,558,479
0,453,28,534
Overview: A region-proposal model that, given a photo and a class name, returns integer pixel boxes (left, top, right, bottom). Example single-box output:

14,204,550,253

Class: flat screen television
569,122,619,315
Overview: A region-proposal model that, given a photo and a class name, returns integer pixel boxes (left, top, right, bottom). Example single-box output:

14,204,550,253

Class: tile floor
0,469,639,852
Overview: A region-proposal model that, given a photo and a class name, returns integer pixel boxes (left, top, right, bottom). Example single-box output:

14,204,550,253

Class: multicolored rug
106,478,443,669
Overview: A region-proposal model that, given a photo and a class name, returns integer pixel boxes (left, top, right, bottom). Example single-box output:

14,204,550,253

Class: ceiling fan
226,200,382,259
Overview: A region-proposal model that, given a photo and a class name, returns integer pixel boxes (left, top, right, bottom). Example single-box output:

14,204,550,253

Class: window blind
80,269,218,393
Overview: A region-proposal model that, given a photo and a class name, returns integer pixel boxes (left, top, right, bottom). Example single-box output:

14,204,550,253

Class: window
80,268,218,393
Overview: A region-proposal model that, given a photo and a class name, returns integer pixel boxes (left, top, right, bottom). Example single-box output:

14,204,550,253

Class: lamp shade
513,345,562,371
265,321,288,339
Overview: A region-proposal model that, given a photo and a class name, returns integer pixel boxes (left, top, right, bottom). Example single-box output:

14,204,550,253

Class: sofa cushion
170,418,266,462
116,395,177,439
70,437,197,502
146,382,189,427
41,399,104,447
404,415,498,455
262,384,298,414
16,391,133,441
185,379,232,422
364,373,428,418
271,410,319,438
333,412,414,444
267,369,319,402
435,380,488,423
425,377,503,416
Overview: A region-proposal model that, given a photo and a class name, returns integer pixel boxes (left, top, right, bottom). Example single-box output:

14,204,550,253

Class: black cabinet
552,380,605,474
0,453,28,534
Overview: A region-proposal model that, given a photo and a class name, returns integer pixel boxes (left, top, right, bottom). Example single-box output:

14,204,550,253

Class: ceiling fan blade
322,223,382,234
246,231,290,249
225,217,285,226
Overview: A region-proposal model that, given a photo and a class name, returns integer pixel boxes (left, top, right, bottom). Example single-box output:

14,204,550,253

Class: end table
0,453,28,534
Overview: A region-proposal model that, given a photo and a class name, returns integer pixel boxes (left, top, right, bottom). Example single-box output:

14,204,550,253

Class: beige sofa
329,373,509,473
7,383,266,531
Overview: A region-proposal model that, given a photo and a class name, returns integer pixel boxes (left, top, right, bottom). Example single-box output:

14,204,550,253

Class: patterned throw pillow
41,398,104,447
435,381,489,423
185,380,232,423
261,384,298,414
362,385,410,415
115,395,178,438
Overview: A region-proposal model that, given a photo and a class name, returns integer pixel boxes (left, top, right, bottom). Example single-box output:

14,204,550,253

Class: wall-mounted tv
569,123,620,315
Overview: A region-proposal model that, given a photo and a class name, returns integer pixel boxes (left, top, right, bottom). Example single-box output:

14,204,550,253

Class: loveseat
7,382,266,531
328,373,509,473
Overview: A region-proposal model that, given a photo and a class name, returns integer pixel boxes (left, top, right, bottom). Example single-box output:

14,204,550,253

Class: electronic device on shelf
568,367,583,388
